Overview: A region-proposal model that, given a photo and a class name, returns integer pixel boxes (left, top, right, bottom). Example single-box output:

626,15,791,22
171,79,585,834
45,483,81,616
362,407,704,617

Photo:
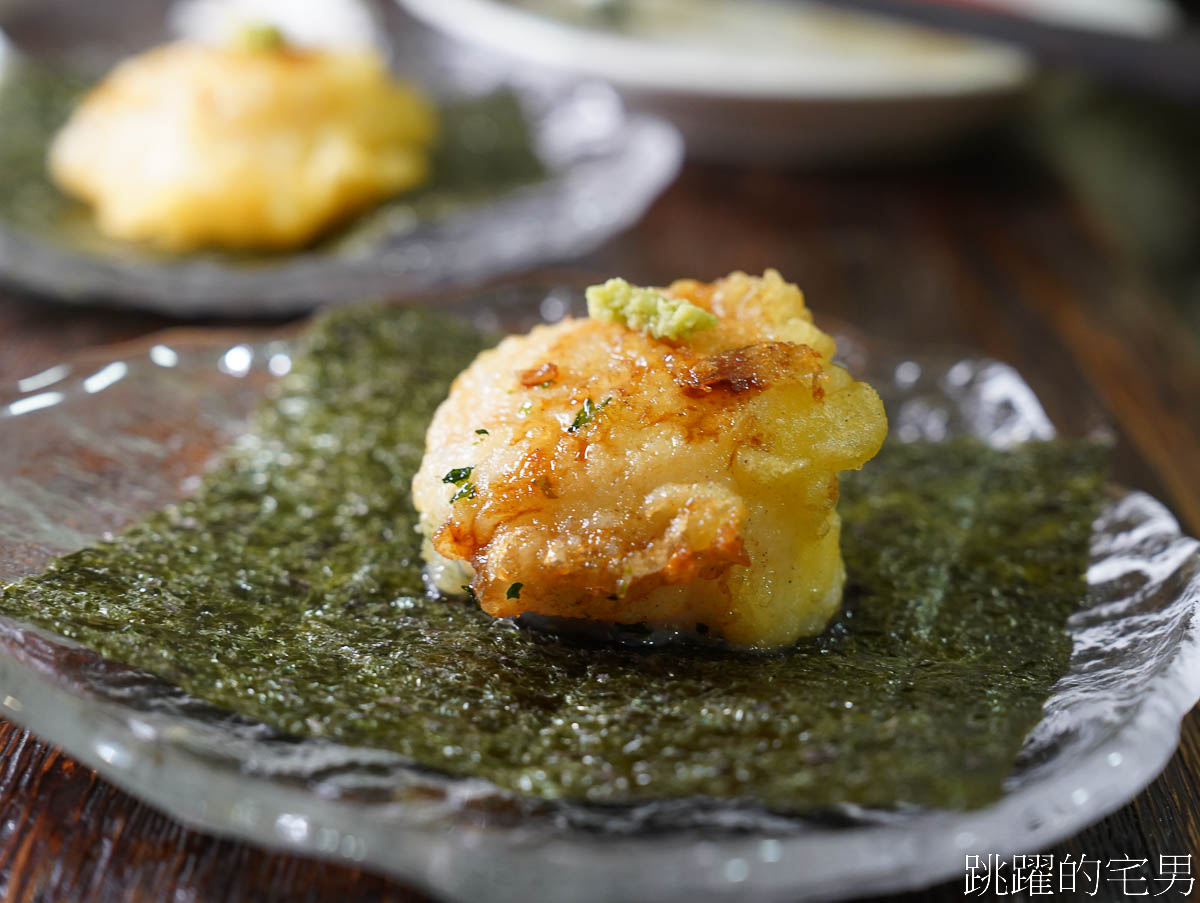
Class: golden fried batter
48,41,436,251
412,270,887,648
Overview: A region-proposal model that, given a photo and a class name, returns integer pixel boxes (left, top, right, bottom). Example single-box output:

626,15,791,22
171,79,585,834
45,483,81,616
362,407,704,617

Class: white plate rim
398,0,1179,101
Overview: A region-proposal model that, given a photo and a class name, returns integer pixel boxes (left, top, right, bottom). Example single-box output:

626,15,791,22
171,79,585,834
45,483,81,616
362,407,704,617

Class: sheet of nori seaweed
0,305,1108,811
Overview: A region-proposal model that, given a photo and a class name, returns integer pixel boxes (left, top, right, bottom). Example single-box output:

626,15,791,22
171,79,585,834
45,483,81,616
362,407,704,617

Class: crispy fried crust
676,341,824,399
412,270,887,647
48,42,437,251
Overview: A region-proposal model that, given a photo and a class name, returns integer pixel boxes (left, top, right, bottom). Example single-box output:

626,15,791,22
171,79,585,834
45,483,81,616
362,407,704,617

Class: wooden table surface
2,101,1200,902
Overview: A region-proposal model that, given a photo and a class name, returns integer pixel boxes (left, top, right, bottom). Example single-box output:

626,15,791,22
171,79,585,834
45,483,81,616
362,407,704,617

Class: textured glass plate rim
0,325,1197,903
0,43,684,316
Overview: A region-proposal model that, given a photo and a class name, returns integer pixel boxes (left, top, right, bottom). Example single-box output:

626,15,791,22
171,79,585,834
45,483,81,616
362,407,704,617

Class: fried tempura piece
412,270,887,648
48,39,436,251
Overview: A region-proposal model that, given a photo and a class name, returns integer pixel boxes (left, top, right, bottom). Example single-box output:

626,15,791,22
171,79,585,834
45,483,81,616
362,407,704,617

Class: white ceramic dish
398,0,1180,162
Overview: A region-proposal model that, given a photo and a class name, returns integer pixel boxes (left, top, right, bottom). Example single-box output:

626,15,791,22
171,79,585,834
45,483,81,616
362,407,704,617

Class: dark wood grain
0,723,428,903
2,144,1199,901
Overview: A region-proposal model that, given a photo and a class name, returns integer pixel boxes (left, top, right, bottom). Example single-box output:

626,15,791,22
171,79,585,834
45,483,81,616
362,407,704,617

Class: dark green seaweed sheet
0,305,1108,812
0,59,543,261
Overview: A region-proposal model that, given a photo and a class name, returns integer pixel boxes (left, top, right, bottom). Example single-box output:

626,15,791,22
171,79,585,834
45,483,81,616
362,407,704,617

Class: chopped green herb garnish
442,466,474,485
568,397,610,434
615,572,632,598
450,482,477,503
506,582,524,600
475,429,489,435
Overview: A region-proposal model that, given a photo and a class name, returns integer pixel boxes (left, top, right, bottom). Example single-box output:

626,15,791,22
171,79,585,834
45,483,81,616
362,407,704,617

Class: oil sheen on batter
412,270,888,648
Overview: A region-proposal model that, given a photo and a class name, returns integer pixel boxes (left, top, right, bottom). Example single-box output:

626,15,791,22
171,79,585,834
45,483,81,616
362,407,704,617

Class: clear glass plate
0,286,1198,903
0,4,682,316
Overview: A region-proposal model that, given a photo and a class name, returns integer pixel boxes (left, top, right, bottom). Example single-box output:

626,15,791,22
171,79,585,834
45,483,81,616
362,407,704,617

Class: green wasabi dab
231,23,287,52
586,277,717,341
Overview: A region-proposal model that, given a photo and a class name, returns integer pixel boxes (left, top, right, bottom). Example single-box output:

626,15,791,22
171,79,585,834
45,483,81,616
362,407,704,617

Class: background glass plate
0,2,682,316
0,285,1198,902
